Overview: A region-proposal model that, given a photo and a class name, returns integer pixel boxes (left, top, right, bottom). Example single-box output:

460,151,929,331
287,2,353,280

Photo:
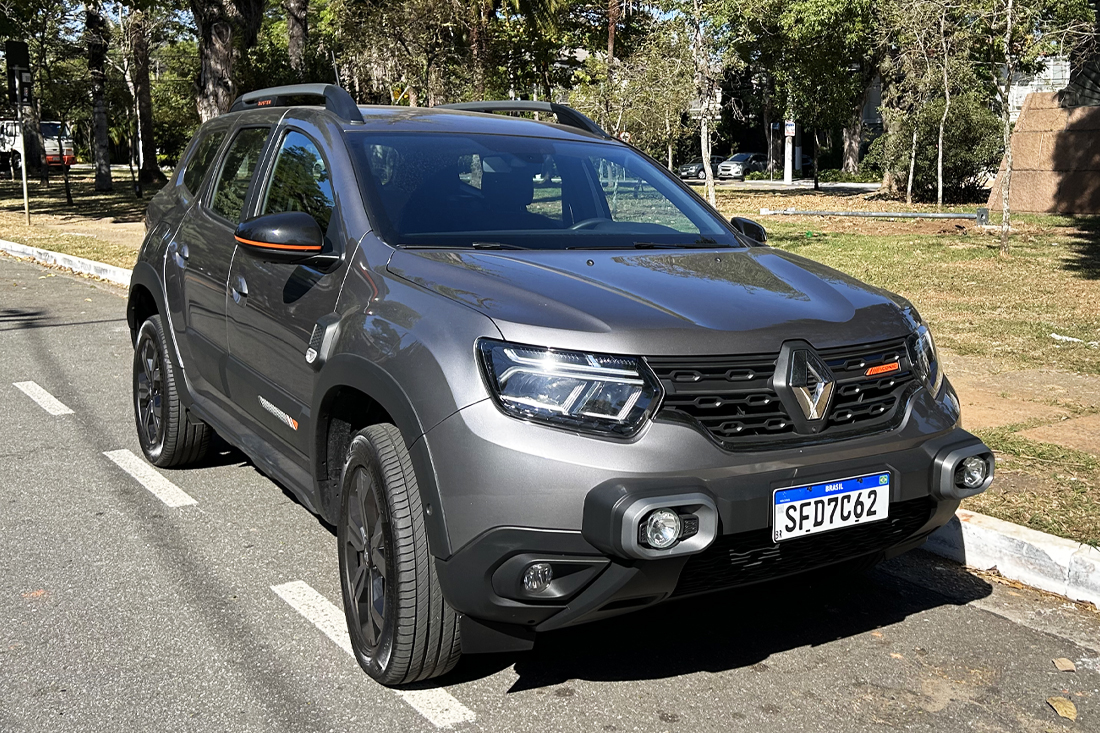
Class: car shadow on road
448,552,992,691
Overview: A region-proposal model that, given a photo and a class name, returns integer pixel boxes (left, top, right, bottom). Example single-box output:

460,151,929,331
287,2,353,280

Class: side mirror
235,211,338,267
730,216,768,245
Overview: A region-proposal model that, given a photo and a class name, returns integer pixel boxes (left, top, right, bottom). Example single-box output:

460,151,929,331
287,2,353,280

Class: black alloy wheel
342,465,392,655
135,334,165,449
337,424,461,685
131,315,210,467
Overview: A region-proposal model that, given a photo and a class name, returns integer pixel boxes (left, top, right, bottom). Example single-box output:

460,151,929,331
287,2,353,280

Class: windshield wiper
471,241,530,250
631,241,731,250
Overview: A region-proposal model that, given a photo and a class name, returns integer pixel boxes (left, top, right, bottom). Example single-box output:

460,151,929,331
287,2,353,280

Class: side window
260,131,336,233
210,127,270,225
588,155,696,233
182,131,226,194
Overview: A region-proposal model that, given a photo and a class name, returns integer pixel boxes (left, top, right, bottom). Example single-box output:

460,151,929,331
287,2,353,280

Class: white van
0,120,75,172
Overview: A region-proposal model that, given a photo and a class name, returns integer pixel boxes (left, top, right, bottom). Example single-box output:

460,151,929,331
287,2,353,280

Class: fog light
956,456,989,489
644,509,682,549
522,562,553,593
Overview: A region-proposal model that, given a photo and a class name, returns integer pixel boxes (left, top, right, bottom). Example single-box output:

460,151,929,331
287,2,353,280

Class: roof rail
436,101,609,138
228,84,364,123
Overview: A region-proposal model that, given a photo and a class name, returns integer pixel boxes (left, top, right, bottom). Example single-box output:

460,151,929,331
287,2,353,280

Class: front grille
671,497,935,598
647,337,916,449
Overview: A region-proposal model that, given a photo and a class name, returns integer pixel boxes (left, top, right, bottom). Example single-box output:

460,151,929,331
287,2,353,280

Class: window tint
261,131,335,233
182,131,226,194
351,133,740,251
210,127,270,224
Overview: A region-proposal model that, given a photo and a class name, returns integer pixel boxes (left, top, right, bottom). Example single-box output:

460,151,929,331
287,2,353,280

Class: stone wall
987,92,1100,215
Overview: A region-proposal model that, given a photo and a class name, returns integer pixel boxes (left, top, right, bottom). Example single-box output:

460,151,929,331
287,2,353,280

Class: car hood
386,247,919,355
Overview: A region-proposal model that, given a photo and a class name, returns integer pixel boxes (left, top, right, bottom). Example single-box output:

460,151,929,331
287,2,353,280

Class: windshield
729,153,752,162
40,122,70,139
350,133,743,250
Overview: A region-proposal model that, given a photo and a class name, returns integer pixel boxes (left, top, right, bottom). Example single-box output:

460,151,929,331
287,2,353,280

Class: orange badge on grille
865,362,900,376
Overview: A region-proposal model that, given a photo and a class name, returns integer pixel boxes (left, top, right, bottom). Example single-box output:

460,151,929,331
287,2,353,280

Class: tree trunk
999,0,1014,255
937,7,950,210
842,81,872,174
813,128,820,190
701,113,715,206
906,119,918,205
284,0,308,72
608,0,620,63
190,0,267,122
129,10,165,185
86,0,113,191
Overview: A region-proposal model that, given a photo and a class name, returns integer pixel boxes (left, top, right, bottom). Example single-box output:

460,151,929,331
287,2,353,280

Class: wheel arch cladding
313,353,453,558
127,261,165,343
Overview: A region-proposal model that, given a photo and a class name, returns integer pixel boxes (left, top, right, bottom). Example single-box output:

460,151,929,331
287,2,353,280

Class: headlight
477,339,663,436
908,324,943,396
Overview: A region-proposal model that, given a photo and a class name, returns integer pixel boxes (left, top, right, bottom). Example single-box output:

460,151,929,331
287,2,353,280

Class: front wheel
338,424,461,685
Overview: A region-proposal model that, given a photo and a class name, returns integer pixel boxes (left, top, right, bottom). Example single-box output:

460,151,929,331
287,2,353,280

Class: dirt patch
1019,414,1100,456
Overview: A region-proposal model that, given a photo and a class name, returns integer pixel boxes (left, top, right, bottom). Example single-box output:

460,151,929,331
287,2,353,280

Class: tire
697,169,706,179
338,424,461,686
132,315,211,467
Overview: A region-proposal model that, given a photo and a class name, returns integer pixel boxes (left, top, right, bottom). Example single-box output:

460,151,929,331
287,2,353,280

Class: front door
226,128,348,460
172,125,272,400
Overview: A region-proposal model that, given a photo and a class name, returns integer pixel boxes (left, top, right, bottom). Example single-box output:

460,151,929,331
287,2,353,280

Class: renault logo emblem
788,350,834,420
773,341,836,433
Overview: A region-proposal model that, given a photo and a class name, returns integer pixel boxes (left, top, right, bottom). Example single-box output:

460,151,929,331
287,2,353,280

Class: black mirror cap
235,211,326,263
730,216,768,245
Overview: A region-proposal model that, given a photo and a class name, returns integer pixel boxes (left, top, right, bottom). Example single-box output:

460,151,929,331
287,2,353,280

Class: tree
126,7,167,184
191,0,266,121
285,0,308,72
85,0,113,191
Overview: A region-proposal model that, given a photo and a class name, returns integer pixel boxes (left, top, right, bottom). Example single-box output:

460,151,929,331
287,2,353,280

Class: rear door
225,126,349,459
170,124,272,400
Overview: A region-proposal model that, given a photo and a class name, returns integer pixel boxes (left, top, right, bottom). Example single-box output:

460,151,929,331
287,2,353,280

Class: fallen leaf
1047,696,1077,721
871,631,883,638
21,589,47,599
1053,658,1076,672
84,298,92,302
890,653,904,660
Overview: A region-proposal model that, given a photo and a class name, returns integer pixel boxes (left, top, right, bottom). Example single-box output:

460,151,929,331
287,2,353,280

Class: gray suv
127,84,993,686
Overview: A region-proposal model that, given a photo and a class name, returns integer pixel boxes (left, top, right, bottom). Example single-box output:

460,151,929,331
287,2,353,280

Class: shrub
871,92,1003,203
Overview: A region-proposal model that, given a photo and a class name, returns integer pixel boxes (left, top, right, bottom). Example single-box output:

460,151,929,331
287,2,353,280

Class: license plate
772,471,891,542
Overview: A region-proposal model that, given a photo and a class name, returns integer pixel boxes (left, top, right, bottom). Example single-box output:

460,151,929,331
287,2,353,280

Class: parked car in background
718,152,767,180
677,155,725,180
0,119,75,175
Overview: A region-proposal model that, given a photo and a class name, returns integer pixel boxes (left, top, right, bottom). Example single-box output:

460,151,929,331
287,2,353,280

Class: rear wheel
338,423,461,685
132,315,210,467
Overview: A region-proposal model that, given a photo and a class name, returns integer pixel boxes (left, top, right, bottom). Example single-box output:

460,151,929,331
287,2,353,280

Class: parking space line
103,449,198,508
271,580,476,729
13,381,74,416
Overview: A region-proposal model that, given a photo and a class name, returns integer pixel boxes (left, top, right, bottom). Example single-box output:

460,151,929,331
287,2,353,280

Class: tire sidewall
338,434,399,680
133,318,170,464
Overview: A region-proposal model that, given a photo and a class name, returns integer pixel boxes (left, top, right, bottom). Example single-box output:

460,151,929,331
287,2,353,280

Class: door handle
171,242,189,269
230,275,248,304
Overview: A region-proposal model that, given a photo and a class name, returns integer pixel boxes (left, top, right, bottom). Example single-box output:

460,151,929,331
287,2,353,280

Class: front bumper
425,381,991,646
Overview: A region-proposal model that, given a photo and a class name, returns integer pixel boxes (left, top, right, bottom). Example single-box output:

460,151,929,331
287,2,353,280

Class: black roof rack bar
228,84,364,123
436,101,610,138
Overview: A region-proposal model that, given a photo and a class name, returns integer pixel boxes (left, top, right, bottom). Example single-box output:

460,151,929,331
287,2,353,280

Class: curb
926,509,1100,607
0,238,131,287
1,241,1096,608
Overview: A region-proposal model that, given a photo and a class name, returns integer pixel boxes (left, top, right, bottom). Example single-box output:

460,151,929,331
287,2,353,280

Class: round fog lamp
957,456,988,489
522,562,554,593
644,509,682,549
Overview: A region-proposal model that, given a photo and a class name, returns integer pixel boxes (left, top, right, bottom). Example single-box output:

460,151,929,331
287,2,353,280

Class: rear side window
260,131,335,233
210,127,270,225
182,131,226,194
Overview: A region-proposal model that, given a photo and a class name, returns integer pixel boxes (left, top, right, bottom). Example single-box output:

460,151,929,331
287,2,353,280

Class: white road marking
271,580,476,728
13,381,73,416
103,449,197,508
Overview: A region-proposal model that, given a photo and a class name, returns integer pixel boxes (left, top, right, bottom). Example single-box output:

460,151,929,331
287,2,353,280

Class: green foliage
868,92,1003,202
816,168,880,183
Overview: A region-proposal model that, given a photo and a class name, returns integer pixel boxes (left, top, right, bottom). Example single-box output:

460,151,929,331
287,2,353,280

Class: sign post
6,40,32,224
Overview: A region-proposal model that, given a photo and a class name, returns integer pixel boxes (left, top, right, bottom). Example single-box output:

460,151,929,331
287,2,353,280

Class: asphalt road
2,253,1099,733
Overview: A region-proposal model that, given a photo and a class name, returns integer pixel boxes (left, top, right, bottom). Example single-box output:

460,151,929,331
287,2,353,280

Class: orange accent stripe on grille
865,362,900,376
234,235,322,252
